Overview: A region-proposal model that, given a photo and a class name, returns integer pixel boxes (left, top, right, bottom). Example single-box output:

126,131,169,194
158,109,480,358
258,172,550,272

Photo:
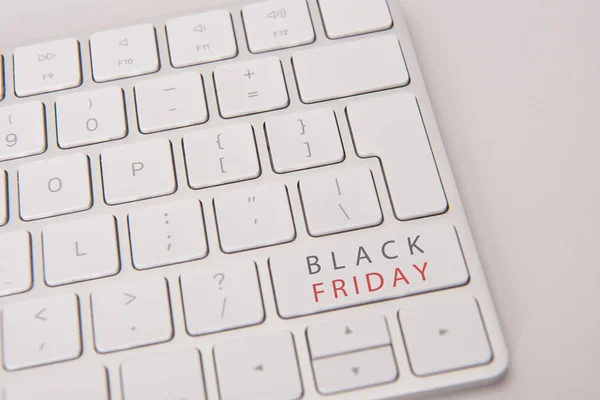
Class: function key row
1,29,410,164
3,0,393,98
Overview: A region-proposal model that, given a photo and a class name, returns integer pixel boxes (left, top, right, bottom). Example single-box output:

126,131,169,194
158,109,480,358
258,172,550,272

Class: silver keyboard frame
0,0,509,398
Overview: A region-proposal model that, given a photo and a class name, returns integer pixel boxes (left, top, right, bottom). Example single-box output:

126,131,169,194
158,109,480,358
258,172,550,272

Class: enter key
347,92,448,221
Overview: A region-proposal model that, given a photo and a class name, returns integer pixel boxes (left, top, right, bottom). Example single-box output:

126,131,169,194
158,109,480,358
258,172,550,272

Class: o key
18,153,92,221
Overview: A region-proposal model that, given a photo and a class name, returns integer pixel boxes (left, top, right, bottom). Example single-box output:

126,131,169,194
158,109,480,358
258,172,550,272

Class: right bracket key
347,92,448,221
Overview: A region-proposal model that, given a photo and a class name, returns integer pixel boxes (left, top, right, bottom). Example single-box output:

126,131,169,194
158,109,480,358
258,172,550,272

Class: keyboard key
183,123,260,189
13,38,82,96
0,101,46,162
100,138,176,205
18,153,92,221
242,0,315,53
166,9,237,68
399,295,492,376
121,348,206,400
265,108,344,173
91,277,173,353
90,23,159,82
292,34,408,103
214,182,295,253
214,56,289,118
56,86,127,148
135,72,208,133
4,365,110,400
307,314,390,359
0,55,4,100
319,0,393,39
0,169,6,225
0,230,32,297
347,92,448,220
180,261,264,335
128,199,208,269
42,215,120,286
214,331,303,400
299,166,382,236
312,346,397,394
1,294,81,370
271,223,469,318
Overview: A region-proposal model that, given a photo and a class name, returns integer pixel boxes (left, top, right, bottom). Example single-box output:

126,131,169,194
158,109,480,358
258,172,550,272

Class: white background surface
0,0,599,398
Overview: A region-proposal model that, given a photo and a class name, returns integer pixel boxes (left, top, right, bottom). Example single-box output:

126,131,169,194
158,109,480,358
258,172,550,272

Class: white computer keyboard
0,0,509,398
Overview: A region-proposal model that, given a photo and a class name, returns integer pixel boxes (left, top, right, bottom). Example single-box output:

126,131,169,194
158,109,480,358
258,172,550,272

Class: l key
43,215,120,286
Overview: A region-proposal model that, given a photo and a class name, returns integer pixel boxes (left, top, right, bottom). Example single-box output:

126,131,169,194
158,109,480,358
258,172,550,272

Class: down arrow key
312,346,398,394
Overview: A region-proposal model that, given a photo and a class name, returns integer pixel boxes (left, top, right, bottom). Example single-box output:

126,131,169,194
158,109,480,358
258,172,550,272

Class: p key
100,138,176,205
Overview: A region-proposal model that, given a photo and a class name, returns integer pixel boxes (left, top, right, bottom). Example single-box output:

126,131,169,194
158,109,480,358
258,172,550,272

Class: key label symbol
248,196,259,224
86,117,98,132
298,119,307,135
194,24,207,33
38,53,56,62
124,293,136,306
267,8,286,19
35,308,47,321
213,273,225,290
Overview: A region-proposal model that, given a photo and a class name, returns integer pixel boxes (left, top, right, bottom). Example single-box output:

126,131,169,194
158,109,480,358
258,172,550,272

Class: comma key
270,224,469,318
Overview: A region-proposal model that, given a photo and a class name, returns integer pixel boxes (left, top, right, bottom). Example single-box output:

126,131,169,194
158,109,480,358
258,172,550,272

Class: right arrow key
399,294,493,376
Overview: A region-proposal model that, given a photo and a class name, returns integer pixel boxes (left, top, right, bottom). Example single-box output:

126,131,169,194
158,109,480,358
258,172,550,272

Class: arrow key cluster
307,314,398,394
